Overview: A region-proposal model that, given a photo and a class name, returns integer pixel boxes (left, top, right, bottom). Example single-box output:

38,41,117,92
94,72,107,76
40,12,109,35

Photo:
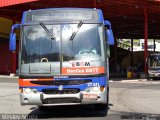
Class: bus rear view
10,8,114,111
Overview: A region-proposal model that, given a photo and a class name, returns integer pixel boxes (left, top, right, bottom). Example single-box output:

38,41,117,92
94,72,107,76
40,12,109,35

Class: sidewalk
110,78,147,82
109,79,147,83
109,78,160,84
0,75,18,78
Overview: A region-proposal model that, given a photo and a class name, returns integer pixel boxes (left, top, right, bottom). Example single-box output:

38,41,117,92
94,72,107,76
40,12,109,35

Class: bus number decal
87,83,99,87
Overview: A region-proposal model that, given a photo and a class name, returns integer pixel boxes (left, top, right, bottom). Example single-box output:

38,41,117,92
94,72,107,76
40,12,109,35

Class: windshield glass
148,54,160,68
22,24,60,63
62,24,103,61
20,23,104,76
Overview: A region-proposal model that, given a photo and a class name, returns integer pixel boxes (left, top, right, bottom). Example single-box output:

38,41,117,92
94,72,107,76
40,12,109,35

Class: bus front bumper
148,72,160,78
19,89,108,106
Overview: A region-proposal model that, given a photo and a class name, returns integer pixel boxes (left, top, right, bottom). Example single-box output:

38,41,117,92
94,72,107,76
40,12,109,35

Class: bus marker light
19,88,23,93
100,86,105,92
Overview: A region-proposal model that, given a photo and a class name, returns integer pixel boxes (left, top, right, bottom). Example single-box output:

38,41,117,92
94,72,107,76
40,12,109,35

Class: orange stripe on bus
19,78,53,87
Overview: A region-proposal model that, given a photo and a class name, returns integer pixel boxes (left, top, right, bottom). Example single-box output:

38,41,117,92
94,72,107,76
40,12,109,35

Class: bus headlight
23,88,32,94
23,88,38,94
84,87,99,92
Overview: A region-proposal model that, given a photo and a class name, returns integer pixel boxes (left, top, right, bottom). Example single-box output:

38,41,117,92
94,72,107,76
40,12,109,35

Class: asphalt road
0,78,160,120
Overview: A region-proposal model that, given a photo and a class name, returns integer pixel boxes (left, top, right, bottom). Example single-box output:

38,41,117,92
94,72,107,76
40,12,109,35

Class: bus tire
147,76,150,81
147,73,152,81
94,87,109,111
38,106,48,111
94,103,108,111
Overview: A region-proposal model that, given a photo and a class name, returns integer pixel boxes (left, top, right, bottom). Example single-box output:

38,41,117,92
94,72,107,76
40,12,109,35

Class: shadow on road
27,105,109,119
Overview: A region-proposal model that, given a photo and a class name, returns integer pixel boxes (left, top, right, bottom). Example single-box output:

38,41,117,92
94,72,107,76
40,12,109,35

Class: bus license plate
155,74,158,76
83,94,98,100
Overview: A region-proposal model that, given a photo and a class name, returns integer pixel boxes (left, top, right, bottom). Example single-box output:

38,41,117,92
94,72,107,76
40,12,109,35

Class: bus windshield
20,23,105,75
148,54,160,68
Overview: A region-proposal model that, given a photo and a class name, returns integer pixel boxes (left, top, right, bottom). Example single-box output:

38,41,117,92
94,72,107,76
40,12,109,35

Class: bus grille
30,80,91,86
42,88,80,94
42,98,81,104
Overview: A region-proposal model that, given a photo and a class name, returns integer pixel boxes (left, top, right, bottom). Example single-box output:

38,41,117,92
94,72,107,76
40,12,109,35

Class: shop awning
0,0,38,7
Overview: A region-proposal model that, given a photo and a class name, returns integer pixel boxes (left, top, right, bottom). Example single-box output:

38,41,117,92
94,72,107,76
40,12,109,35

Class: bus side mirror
106,29,114,45
104,20,114,45
10,33,16,51
9,24,20,51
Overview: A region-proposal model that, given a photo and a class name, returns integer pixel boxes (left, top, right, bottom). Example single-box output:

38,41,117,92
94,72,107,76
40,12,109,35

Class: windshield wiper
70,20,84,41
39,21,55,40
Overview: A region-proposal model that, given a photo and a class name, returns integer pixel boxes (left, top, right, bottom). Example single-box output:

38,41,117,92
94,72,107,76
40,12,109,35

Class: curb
109,80,160,84
0,75,18,79
109,79,147,83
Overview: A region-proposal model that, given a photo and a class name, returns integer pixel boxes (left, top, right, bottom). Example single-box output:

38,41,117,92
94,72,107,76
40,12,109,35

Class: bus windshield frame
19,22,106,76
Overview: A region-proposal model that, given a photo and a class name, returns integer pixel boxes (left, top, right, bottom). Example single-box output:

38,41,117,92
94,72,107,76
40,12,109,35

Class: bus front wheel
94,87,109,111
94,103,108,111
38,106,48,111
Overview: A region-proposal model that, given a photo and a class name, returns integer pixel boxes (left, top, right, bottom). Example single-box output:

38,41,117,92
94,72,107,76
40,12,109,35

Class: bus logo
58,85,63,91
71,61,90,67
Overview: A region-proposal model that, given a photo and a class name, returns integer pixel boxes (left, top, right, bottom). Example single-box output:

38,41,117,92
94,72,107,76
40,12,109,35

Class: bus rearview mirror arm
104,20,114,45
